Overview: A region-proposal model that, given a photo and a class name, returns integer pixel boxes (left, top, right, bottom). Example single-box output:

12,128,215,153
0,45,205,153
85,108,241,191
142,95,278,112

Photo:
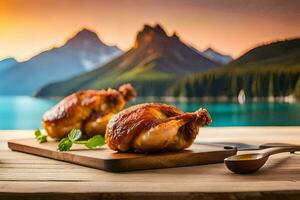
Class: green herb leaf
57,129,106,151
34,129,42,137
36,135,47,143
68,129,82,142
34,129,47,143
58,138,73,151
85,135,106,149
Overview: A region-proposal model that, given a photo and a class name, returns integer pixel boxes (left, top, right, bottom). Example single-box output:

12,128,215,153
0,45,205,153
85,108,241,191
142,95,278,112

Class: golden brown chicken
43,84,136,139
106,103,211,153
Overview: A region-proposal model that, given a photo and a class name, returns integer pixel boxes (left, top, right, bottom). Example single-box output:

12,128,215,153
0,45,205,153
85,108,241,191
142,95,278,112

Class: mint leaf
85,135,105,149
34,129,47,143
57,129,106,151
58,138,72,151
36,135,47,143
34,129,42,137
68,129,82,142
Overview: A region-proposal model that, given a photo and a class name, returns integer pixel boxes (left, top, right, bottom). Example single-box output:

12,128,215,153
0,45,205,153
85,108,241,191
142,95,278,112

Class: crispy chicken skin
106,103,211,153
42,84,136,139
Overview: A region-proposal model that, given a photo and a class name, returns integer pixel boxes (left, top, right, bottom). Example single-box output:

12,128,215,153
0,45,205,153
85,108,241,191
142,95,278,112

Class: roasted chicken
106,103,211,153
43,84,136,139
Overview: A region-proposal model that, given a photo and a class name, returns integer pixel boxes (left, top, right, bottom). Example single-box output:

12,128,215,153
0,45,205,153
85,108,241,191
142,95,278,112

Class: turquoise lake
0,96,300,130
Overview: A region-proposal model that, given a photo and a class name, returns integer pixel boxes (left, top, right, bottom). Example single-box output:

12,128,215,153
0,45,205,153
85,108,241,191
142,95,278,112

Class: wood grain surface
0,127,300,200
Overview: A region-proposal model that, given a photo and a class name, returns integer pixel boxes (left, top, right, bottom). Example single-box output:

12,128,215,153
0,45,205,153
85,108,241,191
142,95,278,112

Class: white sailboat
238,89,246,104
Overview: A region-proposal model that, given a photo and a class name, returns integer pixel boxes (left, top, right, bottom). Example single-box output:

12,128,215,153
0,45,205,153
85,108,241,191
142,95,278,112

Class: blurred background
0,0,300,129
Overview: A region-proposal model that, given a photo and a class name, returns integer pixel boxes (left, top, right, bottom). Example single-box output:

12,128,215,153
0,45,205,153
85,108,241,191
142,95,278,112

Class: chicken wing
106,103,211,152
42,84,136,139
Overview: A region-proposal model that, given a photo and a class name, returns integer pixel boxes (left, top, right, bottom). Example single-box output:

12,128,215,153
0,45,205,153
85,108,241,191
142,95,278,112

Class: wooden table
0,127,300,200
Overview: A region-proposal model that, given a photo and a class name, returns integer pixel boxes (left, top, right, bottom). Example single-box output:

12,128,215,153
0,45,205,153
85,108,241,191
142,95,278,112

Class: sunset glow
0,0,299,61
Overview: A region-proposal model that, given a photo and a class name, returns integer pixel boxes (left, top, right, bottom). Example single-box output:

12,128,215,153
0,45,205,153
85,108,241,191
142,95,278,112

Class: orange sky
0,0,300,61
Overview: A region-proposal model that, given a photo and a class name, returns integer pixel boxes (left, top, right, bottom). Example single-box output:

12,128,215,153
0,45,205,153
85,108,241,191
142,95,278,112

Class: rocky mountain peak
171,32,180,40
134,24,170,48
204,47,214,52
203,47,233,64
66,28,105,47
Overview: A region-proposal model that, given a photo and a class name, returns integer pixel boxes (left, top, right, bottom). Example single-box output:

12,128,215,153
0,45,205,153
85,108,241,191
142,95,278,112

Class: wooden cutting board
8,138,237,172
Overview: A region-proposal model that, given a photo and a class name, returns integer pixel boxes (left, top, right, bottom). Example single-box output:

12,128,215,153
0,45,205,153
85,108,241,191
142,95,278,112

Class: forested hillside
169,38,300,98
169,68,300,98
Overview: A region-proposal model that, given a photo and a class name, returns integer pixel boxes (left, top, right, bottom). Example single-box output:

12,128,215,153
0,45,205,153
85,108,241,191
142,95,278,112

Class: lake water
0,96,300,130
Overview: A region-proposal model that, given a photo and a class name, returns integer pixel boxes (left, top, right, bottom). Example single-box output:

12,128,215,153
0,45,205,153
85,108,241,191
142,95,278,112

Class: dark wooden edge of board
8,139,237,172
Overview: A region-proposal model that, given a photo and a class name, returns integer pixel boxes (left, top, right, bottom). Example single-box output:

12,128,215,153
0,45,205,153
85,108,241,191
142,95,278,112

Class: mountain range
37,34,300,98
2,23,298,99
0,28,122,95
35,24,221,96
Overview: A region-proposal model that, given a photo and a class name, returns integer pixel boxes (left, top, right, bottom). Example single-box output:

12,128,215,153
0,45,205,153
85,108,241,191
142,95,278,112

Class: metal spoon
224,146,300,174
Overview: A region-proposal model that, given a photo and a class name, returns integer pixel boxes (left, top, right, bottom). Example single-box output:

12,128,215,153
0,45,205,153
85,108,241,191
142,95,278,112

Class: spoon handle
260,146,300,157
260,143,300,149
